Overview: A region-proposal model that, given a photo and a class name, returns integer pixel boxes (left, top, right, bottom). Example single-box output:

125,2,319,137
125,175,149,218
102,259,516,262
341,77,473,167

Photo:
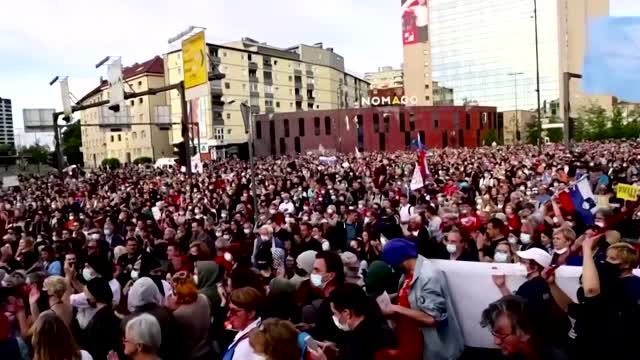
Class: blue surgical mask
310,273,324,288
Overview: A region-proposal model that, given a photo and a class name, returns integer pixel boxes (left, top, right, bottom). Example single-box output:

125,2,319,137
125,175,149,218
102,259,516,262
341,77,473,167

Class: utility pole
562,72,583,148
239,102,259,225
178,82,192,175
534,0,542,148
508,72,524,143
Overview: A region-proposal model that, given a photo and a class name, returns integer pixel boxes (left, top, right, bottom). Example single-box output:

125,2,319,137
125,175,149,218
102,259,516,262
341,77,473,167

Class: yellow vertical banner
616,183,639,201
182,32,207,89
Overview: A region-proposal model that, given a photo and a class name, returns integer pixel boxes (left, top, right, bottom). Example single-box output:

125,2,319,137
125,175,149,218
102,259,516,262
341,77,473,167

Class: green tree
525,119,541,145
546,115,563,143
608,105,625,139
579,104,609,140
62,121,83,166
133,156,153,165
101,158,121,169
482,129,501,146
572,117,587,141
20,143,49,165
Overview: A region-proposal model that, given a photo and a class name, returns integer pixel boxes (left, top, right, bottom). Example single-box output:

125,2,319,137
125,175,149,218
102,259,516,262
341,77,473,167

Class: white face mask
244,228,251,235
193,275,198,285
269,209,277,215
82,268,96,282
595,221,605,228
260,235,270,241
216,232,223,237
494,252,510,263
446,243,458,254
104,229,112,236
91,234,101,241
332,314,351,332
555,247,568,255
310,273,325,288
520,233,532,244
130,270,139,281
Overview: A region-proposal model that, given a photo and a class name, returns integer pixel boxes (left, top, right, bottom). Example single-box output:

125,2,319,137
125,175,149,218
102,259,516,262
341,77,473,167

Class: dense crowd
1,141,640,360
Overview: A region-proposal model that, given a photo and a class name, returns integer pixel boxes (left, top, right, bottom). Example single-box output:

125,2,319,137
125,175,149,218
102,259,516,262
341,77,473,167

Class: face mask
332,314,351,332
555,247,569,255
508,236,518,245
82,268,96,282
261,235,270,241
327,209,334,215
310,273,325,288
244,228,251,235
104,229,112,236
595,221,606,228
91,234,101,241
223,234,231,241
446,243,458,254
130,270,139,281
224,252,234,262
494,252,510,263
216,231,223,237
193,275,198,285
520,233,532,244
269,209,277,215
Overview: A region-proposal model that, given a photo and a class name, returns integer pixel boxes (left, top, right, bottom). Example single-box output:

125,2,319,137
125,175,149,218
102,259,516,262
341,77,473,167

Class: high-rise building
404,0,614,138
78,56,173,167
0,97,15,146
364,66,404,89
164,38,370,160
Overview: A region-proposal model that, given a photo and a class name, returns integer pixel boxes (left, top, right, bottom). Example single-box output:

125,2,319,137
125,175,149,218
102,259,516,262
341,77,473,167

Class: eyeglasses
491,330,514,342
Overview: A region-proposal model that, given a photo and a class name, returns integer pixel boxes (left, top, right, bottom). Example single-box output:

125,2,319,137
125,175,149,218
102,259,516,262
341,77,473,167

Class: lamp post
508,72,524,143
227,99,258,225
534,0,542,148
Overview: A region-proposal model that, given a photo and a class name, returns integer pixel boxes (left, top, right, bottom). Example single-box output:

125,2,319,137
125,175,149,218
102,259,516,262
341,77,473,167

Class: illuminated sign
361,96,419,106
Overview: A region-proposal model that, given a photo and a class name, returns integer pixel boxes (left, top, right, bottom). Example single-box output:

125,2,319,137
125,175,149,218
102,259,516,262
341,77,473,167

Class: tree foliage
19,143,49,165
576,104,640,141
133,157,153,165
482,129,501,146
62,121,83,166
525,119,541,145
101,158,121,169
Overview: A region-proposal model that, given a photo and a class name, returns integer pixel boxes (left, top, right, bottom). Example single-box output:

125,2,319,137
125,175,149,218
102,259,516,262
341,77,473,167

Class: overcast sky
0,0,638,147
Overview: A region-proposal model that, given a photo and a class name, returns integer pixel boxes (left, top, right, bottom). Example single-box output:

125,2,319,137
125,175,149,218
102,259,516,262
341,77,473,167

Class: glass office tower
430,0,560,111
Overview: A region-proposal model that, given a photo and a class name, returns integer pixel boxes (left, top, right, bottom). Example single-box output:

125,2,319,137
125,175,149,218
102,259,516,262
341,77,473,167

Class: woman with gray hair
124,277,182,360
116,313,162,360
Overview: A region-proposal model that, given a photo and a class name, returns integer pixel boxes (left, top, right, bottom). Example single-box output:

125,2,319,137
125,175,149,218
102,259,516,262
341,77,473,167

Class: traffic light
173,141,187,167
47,151,58,168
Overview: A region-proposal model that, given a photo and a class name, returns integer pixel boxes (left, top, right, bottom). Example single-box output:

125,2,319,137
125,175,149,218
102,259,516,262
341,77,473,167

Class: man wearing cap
382,239,464,360
492,248,569,346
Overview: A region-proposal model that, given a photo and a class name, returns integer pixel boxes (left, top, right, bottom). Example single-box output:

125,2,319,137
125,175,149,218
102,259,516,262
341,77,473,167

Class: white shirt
229,318,261,360
399,204,414,223
428,216,443,241
278,201,295,214
71,278,121,329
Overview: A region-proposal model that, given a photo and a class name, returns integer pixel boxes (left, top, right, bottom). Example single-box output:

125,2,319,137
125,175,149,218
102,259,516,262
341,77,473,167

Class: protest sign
616,183,639,201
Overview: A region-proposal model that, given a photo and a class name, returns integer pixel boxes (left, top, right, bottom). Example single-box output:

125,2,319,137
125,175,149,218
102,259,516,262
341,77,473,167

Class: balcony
248,61,258,70
210,55,221,66
295,94,303,102
307,83,314,91
294,81,303,89
294,69,302,76
250,105,260,114
306,70,314,77
249,76,259,83
263,61,272,70
212,112,224,126
210,84,223,97
265,106,274,113
250,90,260,98
264,93,274,99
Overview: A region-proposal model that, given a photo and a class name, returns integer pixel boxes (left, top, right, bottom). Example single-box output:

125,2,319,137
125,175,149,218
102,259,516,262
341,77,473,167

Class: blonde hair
607,243,638,270
171,271,199,305
32,312,81,360
43,276,68,299
553,227,576,244
249,319,301,360
605,230,621,245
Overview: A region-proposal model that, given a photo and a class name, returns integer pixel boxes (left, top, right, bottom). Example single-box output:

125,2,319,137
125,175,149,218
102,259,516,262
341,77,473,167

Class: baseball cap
516,248,552,268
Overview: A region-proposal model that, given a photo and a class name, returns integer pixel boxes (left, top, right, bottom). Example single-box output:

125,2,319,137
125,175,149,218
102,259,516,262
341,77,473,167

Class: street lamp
226,98,259,225
508,72,524,143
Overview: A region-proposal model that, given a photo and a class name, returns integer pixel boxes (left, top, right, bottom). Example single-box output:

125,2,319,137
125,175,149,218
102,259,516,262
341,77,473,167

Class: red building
253,105,498,158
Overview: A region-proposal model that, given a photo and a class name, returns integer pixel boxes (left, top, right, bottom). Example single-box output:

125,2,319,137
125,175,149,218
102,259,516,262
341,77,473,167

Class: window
250,83,259,92
227,129,232,134
141,130,146,138
298,118,305,136
139,114,144,123
276,101,280,108
223,51,227,57
314,117,320,136
409,112,416,131
433,112,439,128
324,116,331,135
264,85,272,93
269,121,276,142
227,113,231,119
132,132,137,140
399,113,406,131
265,99,273,107
256,121,262,139
214,127,224,140
373,114,380,132
419,130,426,144
288,75,293,82
284,119,290,137
225,82,230,89
248,54,252,61
242,84,246,90
138,81,142,88
465,113,471,130
294,137,301,153
274,60,278,65
279,137,286,155
110,135,114,142
290,103,293,109
117,134,121,141
453,112,460,129
130,100,134,106
383,114,390,133
425,96,430,101
139,98,143,104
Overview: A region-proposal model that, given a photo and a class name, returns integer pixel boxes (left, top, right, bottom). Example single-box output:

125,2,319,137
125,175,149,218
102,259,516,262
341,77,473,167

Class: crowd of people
1,141,640,360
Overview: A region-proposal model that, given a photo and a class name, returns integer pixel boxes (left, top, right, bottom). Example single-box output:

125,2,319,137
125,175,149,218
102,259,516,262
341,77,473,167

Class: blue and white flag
569,177,597,226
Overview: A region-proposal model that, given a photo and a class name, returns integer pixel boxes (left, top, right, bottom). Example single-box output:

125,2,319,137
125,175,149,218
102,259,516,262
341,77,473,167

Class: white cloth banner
2,176,19,188
410,167,424,190
431,260,640,349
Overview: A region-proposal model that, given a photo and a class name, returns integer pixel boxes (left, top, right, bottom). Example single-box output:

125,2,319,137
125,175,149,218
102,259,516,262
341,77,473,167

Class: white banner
410,166,424,190
431,260,640,349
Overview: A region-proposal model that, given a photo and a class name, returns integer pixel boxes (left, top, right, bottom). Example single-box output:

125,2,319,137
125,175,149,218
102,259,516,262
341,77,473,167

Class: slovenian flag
416,134,430,179
569,177,597,225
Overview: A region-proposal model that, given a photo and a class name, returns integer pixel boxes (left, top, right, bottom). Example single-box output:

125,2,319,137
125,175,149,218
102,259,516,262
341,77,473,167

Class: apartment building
78,56,173,167
0,98,15,146
164,38,370,160
364,66,404,89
